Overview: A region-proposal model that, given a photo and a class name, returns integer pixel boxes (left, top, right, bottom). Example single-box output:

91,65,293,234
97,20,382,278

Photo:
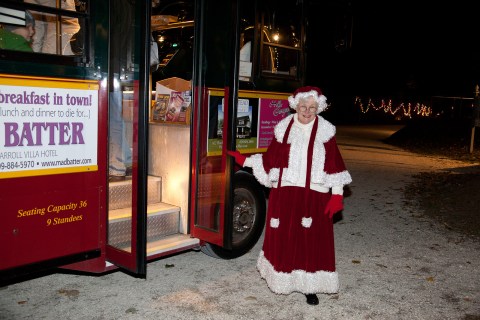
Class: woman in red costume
228,86,352,305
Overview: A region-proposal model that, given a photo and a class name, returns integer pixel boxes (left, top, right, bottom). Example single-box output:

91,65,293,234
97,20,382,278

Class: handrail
151,20,194,32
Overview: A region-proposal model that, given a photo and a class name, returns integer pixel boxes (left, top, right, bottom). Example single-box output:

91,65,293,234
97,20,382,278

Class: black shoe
305,294,319,305
125,166,133,177
109,175,126,182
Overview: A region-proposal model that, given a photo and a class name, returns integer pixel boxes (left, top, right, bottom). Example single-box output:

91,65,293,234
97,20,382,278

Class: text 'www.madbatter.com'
0,157,93,171
41,157,93,167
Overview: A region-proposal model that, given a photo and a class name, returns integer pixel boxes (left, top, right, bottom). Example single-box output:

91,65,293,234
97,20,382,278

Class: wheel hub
233,200,254,233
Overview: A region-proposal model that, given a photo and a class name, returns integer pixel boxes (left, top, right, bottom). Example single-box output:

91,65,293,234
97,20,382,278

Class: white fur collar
273,114,336,184
274,114,335,143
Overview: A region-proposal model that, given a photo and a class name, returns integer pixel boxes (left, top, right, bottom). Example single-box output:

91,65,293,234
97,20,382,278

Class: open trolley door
0,0,314,280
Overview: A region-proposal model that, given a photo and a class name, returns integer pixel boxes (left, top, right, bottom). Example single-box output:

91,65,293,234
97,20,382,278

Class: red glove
324,194,344,218
227,150,246,166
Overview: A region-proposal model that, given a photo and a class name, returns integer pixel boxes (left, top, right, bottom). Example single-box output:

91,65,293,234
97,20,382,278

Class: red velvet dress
250,115,351,294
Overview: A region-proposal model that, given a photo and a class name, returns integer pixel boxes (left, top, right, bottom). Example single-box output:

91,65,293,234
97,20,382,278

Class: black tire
201,171,266,259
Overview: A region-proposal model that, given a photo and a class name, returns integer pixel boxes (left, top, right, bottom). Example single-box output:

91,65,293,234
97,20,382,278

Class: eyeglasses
298,105,318,113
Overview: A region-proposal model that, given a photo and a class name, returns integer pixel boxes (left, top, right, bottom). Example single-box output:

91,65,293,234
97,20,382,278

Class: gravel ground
0,125,479,320
404,171,480,240
386,120,480,240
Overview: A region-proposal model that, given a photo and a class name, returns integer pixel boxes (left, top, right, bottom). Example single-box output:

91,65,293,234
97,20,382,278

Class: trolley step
108,202,180,247
146,234,200,258
108,175,162,210
105,234,200,268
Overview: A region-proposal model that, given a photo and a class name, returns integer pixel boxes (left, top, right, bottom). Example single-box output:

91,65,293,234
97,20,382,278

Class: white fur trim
268,168,280,184
256,250,339,294
264,114,352,189
323,170,352,187
270,218,280,228
301,217,312,228
288,91,328,113
279,115,337,185
247,154,272,188
274,115,294,143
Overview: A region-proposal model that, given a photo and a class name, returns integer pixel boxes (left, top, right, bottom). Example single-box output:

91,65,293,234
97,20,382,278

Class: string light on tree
355,96,433,119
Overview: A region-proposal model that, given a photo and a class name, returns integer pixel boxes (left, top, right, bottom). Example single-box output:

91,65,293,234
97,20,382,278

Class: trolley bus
0,0,344,281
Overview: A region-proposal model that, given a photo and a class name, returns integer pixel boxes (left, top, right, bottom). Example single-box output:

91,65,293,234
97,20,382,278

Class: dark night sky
309,1,480,102
353,2,479,97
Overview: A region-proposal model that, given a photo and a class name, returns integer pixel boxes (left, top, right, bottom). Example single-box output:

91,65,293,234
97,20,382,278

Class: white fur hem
256,250,339,294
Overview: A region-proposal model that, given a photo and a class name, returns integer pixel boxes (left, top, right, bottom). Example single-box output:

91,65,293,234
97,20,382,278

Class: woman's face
296,96,318,124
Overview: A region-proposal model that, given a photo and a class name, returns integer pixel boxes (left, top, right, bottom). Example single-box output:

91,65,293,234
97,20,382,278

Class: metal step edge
105,234,200,268
108,176,162,210
146,234,200,257
109,202,179,222
108,202,180,247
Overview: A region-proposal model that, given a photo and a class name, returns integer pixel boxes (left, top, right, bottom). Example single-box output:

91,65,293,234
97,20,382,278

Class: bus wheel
201,171,266,259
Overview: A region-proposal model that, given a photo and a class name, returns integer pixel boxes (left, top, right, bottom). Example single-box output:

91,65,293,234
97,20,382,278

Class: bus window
151,1,194,84
237,0,303,84
238,0,254,82
260,0,302,79
0,7,36,52
0,1,87,57
26,0,84,55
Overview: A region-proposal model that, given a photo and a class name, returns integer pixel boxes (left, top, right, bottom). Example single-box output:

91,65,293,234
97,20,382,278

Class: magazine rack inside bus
0,0,308,279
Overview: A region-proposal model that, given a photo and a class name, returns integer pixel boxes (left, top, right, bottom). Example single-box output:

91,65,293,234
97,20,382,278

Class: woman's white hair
288,86,328,114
